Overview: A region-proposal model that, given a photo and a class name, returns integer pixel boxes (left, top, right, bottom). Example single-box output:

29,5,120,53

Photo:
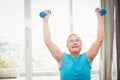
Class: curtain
100,0,114,80
115,0,120,80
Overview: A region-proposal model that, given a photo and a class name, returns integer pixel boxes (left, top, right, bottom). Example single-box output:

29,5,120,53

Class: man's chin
73,51,79,54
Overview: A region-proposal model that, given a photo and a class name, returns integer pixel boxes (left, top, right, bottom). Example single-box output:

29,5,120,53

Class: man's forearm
43,19,51,44
97,17,104,42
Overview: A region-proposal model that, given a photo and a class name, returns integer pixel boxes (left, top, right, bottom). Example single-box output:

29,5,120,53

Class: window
0,0,101,80
0,0,25,79
31,0,100,80
31,0,70,75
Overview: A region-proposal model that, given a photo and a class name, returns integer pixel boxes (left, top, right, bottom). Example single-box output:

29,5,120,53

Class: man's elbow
44,39,52,46
97,36,104,43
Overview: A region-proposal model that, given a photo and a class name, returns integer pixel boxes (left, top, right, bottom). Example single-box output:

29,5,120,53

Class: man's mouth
73,52,78,54
72,46,78,48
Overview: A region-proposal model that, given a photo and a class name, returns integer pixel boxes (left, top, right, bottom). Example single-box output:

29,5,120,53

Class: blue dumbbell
95,8,107,16
39,10,51,18
99,9,106,15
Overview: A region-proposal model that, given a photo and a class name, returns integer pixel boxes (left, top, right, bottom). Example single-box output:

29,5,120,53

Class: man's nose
73,41,77,44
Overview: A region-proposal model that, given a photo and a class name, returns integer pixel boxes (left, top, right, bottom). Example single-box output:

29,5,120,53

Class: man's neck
70,53,80,58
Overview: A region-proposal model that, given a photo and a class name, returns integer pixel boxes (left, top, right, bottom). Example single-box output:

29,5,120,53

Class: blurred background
0,0,117,80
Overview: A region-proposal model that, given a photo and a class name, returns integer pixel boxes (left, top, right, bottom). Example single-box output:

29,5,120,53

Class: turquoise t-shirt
59,52,91,80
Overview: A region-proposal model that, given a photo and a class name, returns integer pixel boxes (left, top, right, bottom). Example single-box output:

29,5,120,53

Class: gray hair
66,33,81,45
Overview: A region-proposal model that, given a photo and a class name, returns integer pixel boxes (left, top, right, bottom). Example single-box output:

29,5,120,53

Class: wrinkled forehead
67,34,81,42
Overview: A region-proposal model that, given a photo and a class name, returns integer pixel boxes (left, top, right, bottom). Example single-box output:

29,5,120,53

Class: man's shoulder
61,52,70,59
63,52,70,56
80,52,86,56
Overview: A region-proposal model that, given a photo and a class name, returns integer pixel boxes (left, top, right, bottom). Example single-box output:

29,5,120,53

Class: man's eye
76,39,80,42
70,40,73,42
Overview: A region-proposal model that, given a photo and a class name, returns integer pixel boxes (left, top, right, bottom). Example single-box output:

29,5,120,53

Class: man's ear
66,44,68,47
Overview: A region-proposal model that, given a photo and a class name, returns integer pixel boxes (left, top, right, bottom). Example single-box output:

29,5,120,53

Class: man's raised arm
86,8,104,64
43,10,63,66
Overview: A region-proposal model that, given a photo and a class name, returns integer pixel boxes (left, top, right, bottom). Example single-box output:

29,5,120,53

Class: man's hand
43,10,51,22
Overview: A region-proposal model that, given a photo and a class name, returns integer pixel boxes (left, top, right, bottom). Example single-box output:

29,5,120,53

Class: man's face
67,34,82,54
